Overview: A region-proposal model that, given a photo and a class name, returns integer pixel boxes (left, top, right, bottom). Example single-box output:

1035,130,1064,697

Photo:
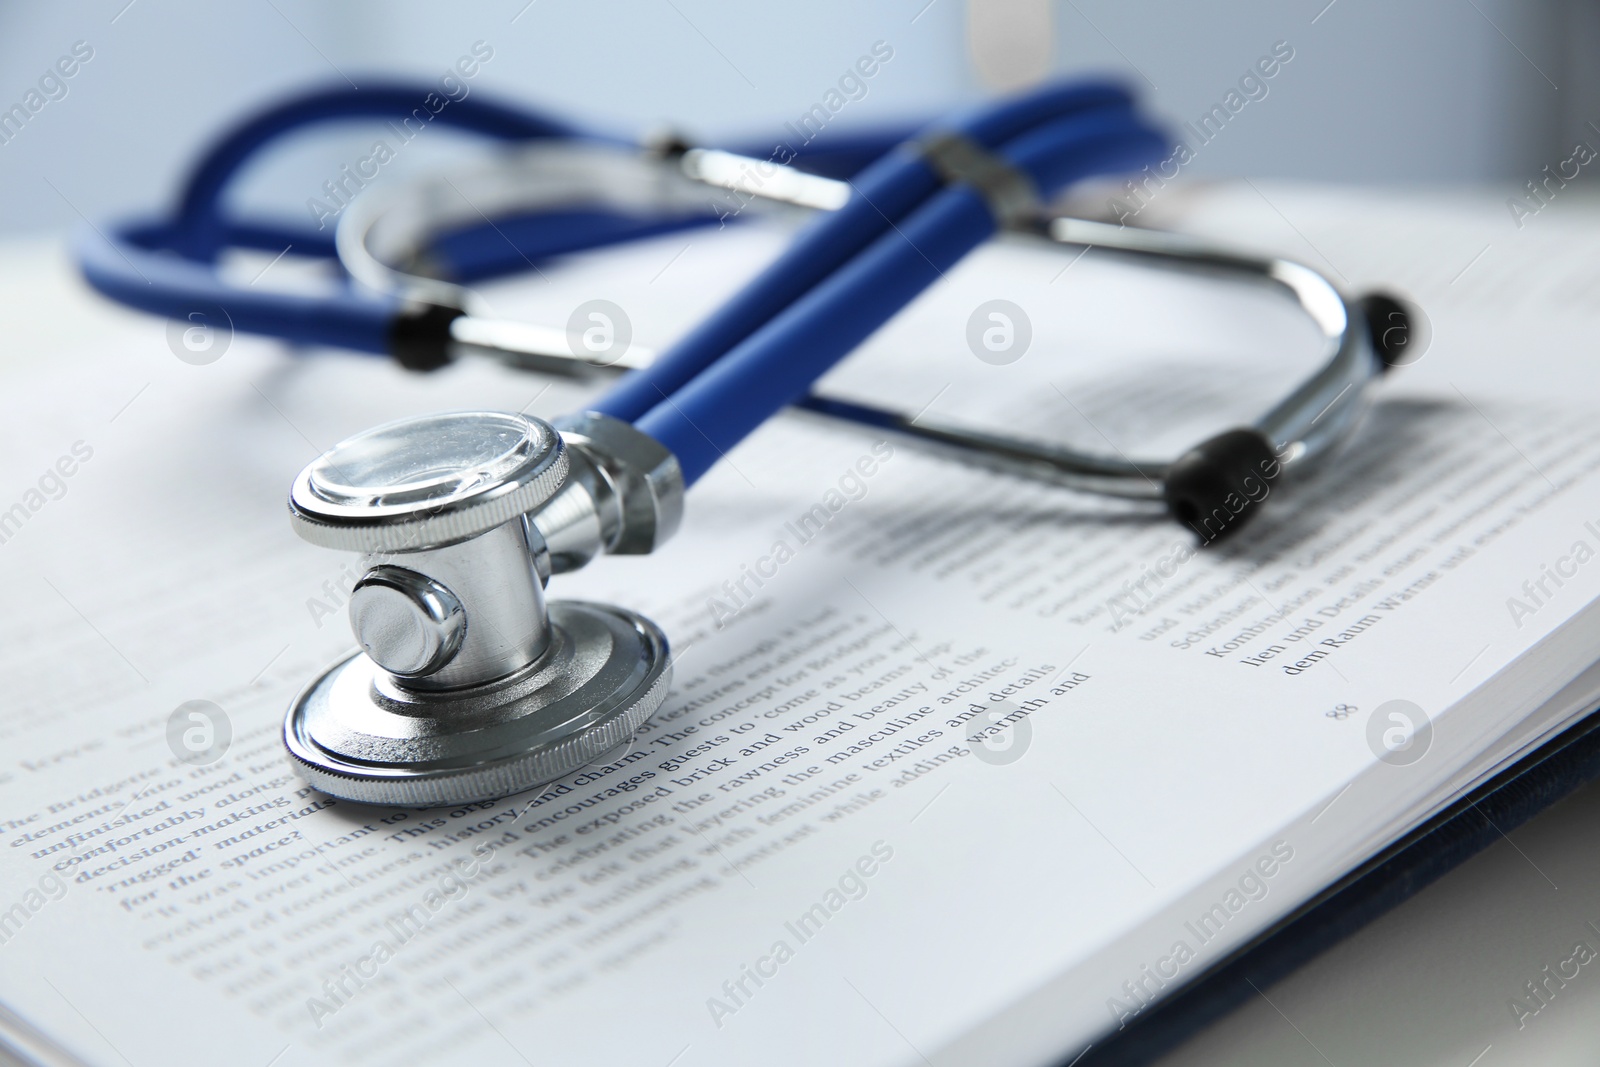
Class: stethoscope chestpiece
283,411,673,808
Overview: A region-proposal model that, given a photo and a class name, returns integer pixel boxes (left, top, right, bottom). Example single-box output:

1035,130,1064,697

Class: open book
1,182,1597,1067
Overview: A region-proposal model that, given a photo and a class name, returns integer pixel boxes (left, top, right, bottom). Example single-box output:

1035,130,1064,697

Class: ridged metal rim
287,414,569,553
282,601,670,807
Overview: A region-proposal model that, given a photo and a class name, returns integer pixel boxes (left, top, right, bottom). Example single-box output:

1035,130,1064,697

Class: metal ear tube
283,410,680,808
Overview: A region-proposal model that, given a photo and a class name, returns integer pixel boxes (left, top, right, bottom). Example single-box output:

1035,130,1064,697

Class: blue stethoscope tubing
74,78,1166,488
78,86,589,355
614,92,1164,482
73,83,914,357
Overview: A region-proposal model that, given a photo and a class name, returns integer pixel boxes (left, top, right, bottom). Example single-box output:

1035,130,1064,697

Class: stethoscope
75,80,1420,808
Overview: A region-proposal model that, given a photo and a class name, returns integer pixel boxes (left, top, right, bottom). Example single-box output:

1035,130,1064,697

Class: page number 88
1325,703,1357,720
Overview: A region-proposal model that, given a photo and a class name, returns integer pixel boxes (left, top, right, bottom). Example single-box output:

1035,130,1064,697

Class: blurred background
3,0,1600,237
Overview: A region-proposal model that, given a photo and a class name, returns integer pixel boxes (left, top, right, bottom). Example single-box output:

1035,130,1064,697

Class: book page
1,192,1598,1067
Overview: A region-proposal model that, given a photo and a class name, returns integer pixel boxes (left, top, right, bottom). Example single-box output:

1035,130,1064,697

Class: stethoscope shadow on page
1199,396,1456,558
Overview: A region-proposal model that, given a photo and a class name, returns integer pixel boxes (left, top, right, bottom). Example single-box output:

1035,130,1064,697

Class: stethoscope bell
282,410,672,807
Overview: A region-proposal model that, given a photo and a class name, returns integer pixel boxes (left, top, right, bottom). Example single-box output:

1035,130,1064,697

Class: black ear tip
1163,429,1279,545
1359,291,1428,373
388,302,464,372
